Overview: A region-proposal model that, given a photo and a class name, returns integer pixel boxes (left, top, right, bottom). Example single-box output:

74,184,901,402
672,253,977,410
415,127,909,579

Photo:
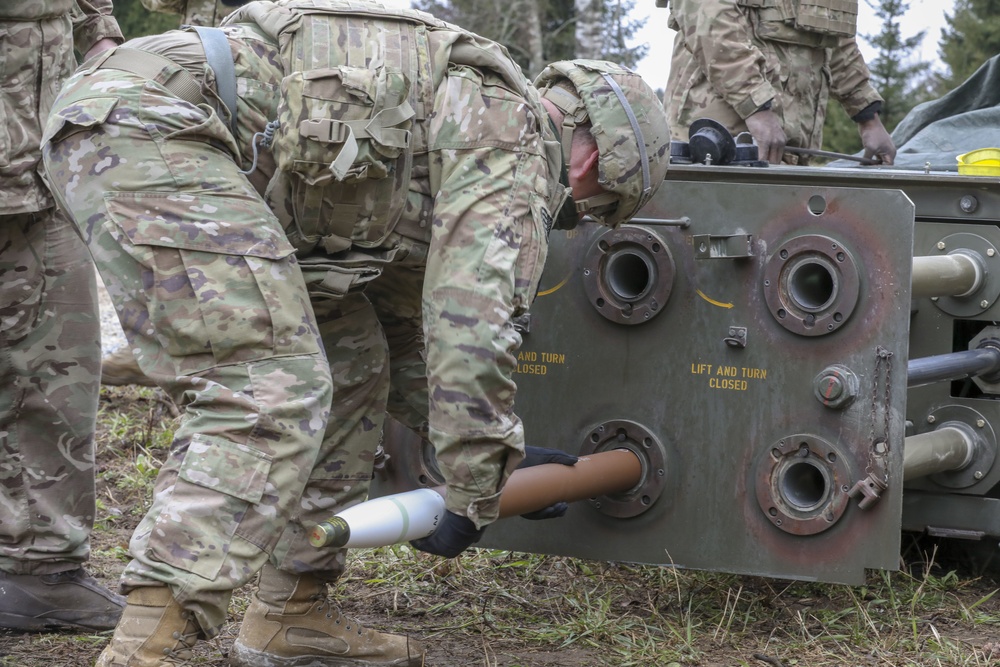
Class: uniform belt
97,47,205,107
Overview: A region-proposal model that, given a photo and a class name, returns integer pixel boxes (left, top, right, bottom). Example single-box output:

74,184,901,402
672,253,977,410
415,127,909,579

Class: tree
938,0,1000,90
861,0,931,131
111,0,178,40
412,0,647,78
822,0,930,154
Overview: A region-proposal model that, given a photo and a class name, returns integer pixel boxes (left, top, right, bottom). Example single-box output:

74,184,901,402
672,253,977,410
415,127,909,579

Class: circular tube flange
928,233,1000,317
755,434,852,535
582,226,674,325
924,405,997,489
579,420,667,518
763,235,860,337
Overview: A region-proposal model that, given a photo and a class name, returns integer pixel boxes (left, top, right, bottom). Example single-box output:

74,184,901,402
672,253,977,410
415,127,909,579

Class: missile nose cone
309,516,351,548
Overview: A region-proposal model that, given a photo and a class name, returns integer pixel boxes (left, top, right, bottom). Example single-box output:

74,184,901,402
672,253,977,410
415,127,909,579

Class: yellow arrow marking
696,289,734,309
537,274,570,297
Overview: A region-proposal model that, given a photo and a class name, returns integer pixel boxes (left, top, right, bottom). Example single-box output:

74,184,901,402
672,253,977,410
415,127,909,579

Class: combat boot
101,348,156,387
95,586,201,666
230,564,424,667
0,566,125,632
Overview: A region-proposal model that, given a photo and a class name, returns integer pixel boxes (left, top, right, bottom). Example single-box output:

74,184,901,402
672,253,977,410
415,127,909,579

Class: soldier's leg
42,67,331,640
0,207,124,631
231,284,424,667
371,245,431,437
270,288,391,575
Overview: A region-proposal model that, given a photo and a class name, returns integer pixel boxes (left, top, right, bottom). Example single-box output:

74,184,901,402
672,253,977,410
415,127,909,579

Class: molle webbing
238,1,429,254
741,0,857,39
94,47,204,107
796,0,857,36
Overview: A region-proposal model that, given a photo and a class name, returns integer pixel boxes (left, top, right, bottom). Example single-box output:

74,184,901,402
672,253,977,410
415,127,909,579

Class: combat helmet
535,60,670,227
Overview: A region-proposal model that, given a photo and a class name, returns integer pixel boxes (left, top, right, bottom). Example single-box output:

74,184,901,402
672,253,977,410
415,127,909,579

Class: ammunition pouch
738,0,857,46
269,63,414,254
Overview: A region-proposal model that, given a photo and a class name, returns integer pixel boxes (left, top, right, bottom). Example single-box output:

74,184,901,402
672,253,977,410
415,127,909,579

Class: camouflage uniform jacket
0,0,122,214
224,0,567,524
666,0,882,148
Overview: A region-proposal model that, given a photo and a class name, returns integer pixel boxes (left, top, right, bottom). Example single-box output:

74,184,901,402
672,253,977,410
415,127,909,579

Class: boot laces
311,595,366,636
163,611,201,664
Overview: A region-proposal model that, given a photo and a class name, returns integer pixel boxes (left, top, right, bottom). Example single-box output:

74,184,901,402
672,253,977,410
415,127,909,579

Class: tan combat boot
101,348,156,387
230,564,424,667
95,586,202,666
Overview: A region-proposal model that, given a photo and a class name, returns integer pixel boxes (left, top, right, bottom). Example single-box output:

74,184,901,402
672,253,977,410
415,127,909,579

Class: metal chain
866,345,894,482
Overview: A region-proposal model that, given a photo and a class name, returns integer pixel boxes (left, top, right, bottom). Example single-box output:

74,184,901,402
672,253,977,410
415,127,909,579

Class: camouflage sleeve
423,65,556,527
670,0,777,119
827,34,884,119
71,0,123,53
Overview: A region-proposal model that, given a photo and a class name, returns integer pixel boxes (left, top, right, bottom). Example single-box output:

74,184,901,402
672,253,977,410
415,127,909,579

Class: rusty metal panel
375,176,915,585
483,179,914,584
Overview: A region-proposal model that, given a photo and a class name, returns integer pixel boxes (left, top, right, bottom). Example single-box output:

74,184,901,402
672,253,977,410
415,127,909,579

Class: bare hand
857,116,896,165
744,109,787,164
83,38,118,63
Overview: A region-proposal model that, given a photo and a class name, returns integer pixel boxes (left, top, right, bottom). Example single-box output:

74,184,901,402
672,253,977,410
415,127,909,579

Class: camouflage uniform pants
42,65,335,634
0,207,101,575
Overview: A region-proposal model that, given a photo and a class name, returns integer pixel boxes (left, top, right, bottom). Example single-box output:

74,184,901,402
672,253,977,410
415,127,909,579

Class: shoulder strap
193,26,239,137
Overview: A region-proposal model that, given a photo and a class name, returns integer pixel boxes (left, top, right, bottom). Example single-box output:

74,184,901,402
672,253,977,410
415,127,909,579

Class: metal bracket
694,234,753,259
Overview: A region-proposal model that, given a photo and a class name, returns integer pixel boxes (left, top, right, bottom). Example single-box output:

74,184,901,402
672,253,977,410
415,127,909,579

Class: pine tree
862,0,931,131
822,0,929,154
939,0,1000,89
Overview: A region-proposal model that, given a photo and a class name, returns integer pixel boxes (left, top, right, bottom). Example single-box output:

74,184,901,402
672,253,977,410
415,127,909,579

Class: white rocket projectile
309,487,446,549
309,448,643,550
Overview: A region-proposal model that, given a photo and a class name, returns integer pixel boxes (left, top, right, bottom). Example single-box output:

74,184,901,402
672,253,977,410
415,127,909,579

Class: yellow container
957,148,1000,176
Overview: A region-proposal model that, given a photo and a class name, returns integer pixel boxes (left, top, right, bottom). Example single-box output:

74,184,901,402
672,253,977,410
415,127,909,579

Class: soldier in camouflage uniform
40,1,671,664
0,0,127,633
663,0,897,165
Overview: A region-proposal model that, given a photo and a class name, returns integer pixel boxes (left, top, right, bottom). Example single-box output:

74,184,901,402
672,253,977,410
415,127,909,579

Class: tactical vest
736,0,857,47
228,0,544,255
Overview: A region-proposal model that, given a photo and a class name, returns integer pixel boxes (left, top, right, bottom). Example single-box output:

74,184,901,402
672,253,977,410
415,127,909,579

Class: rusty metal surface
375,169,916,585
367,160,1000,580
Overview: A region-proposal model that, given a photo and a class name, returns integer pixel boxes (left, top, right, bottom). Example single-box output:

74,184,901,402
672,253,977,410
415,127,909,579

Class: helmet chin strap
540,72,654,224
600,72,650,199
542,80,649,219
541,85,618,220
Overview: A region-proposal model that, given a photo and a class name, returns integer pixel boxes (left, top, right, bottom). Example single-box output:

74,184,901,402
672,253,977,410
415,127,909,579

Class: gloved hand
410,511,484,558
517,445,579,469
516,446,578,520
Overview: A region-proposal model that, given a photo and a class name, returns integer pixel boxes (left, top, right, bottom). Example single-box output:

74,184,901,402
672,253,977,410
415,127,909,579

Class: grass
3,383,999,666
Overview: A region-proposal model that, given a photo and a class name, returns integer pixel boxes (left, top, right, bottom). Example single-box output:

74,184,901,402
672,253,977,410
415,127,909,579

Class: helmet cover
535,59,670,227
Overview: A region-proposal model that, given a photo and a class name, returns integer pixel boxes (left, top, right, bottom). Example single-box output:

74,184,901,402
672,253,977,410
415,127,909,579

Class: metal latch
693,234,752,259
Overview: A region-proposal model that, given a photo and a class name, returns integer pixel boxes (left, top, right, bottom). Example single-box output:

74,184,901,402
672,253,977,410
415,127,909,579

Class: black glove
410,511,484,558
517,445,578,469
516,445,578,520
